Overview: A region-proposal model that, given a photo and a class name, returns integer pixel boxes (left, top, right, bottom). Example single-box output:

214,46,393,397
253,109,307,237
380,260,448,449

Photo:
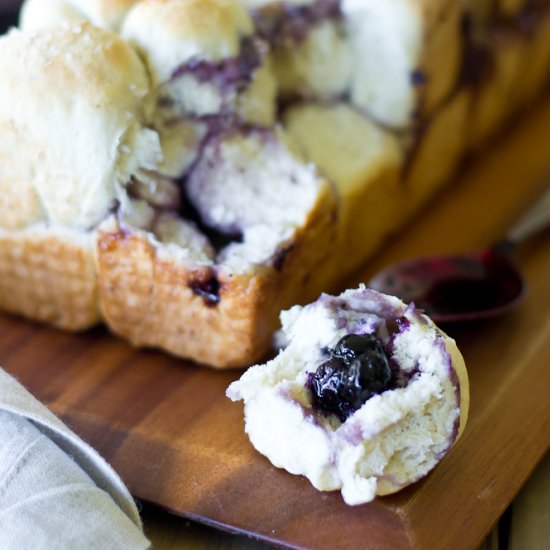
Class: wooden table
142,454,549,549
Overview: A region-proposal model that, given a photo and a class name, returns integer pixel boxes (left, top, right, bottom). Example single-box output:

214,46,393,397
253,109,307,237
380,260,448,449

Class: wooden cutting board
2,98,550,550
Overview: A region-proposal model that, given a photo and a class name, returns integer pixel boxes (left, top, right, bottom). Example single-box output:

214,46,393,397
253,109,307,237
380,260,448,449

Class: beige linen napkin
0,368,150,549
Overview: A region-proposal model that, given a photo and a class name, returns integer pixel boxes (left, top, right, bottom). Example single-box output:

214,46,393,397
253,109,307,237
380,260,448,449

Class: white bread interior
186,128,325,268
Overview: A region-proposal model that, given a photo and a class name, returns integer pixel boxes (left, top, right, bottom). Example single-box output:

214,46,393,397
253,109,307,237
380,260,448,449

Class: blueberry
308,358,353,422
307,334,393,422
332,334,381,365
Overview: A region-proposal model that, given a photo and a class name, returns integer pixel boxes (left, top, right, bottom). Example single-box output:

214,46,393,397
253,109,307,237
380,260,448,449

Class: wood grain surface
2,98,550,549
139,454,550,549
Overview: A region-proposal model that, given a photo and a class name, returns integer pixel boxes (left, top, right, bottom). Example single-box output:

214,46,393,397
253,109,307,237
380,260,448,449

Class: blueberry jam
0,10,18,34
188,274,221,306
171,37,263,93
307,334,394,422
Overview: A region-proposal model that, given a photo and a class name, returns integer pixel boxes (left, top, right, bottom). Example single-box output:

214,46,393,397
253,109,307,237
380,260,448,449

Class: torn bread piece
122,0,277,177
227,287,469,505
0,20,338,367
343,0,462,129
240,0,351,100
20,0,139,32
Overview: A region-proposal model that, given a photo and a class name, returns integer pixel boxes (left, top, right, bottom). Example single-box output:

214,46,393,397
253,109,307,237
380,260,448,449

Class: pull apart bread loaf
2,0,550,368
227,287,469,504
0,9,337,368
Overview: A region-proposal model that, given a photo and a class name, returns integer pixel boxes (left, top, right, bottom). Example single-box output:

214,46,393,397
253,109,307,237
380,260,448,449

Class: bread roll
122,0,277,177
239,0,351,100
0,24,160,231
464,1,550,147
343,0,462,129
20,0,138,31
122,0,276,129
227,287,469,505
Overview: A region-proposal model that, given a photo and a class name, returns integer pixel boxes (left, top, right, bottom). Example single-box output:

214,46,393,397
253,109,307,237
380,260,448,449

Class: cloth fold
0,368,150,549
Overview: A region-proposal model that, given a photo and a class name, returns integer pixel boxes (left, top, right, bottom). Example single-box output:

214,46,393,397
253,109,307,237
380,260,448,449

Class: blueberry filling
253,0,342,47
411,70,428,86
0,10,18,34
459,20,495,89
307,334,394,422
179,185,242,252
188,273,221,306
459,0,550,90
170,36,264,94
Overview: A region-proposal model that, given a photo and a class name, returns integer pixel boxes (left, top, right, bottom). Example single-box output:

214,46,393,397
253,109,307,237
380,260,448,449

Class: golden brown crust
96,183,337,368
0,228,100,330
445,339,470,442
20,0,139,31
122,0,253,86
127,0,252,46
283,103,403,280
416,0,463,119
468,29,526,149
403,88,471,215
372,333,469,497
